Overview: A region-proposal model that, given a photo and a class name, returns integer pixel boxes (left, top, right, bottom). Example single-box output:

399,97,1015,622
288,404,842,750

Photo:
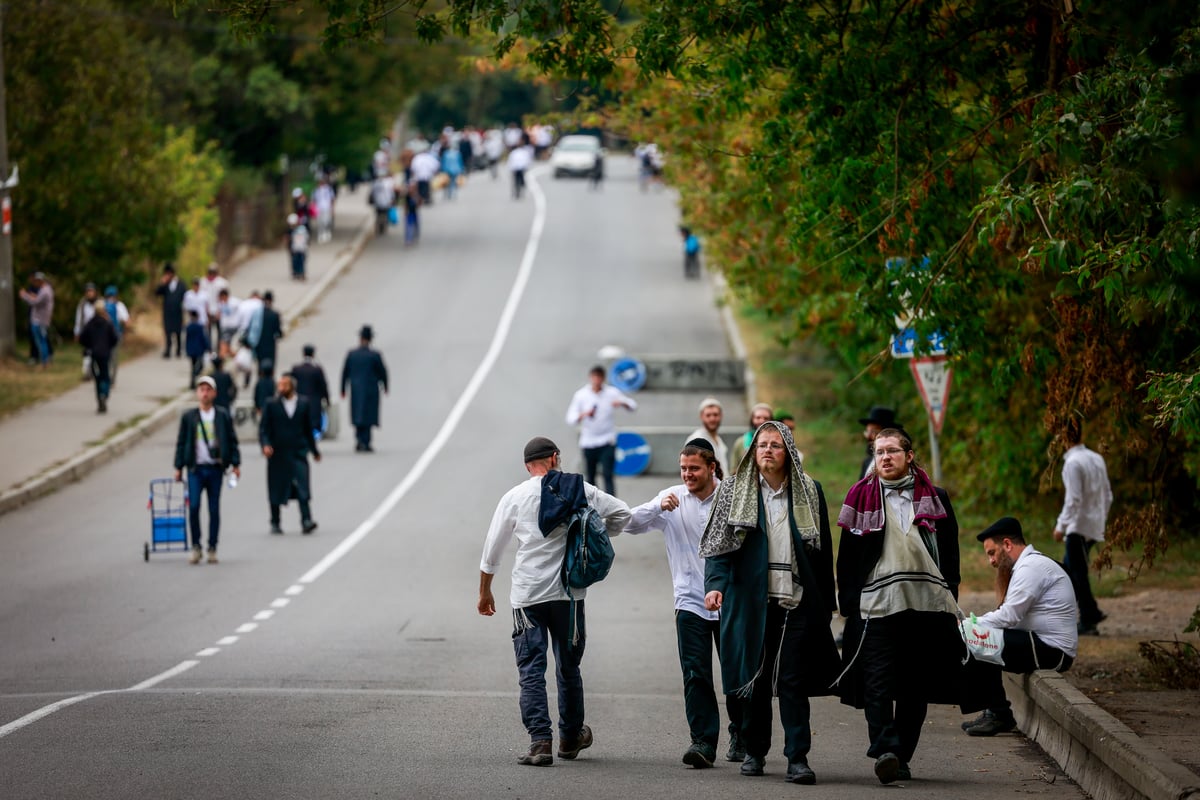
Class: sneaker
786,759,816,784
302,519,318,534
557,725,593,759
874,752,900,784
966,711,1017,736
206,548,218,564
270,523,283,535
682,742,715,769
961,711,989,731
188,547,202,565
726,732,746,762
517,740,553,767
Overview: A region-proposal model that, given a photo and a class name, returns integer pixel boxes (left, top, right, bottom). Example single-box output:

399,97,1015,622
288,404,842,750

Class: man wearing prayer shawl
834,427,964,785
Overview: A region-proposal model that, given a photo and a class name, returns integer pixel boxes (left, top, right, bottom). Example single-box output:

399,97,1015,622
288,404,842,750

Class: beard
994,552,1015,606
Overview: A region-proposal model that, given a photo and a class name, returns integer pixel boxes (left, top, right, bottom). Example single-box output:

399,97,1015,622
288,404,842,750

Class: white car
550,135,603,178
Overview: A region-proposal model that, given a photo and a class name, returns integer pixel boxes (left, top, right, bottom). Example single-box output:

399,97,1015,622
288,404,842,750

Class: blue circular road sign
609,358,647,393
614,430,651,476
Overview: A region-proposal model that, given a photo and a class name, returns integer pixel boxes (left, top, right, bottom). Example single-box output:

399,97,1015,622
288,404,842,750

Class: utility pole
0,5,15,359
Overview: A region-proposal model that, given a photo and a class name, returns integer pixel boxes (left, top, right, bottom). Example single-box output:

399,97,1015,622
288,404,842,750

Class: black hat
859,405,900,428
977,517,1024,543
263,290,274,302
163,263,175,274
302,344,315,357
523,436,559,463
360,325,374,341
685,437,715,453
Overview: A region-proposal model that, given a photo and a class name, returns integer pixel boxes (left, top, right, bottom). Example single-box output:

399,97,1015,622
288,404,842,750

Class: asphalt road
0,158,1083,799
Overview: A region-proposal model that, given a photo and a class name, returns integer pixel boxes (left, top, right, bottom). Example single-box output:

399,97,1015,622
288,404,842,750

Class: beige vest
859,501,957,619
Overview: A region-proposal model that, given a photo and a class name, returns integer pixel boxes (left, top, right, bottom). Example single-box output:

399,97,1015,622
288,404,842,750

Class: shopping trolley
146,478,189,561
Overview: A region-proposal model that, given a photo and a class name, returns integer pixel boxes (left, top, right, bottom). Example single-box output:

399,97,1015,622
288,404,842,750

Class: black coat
156,278,187,333
834,486,964,708
341,346,388,428
212,369,237,412
704,480,841,697
254,307,282,364
174,406,240,470
79,316,119,360
259,396,319,506
291,360,330,429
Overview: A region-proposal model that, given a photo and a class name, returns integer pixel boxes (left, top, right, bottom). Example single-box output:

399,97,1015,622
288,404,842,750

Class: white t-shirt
194,407,218,465
507,145,534,172
410,151,441,182
564,384,637,449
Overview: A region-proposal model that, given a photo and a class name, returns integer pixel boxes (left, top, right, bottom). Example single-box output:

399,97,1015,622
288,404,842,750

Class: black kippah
523,436,559,463
685,437,715,453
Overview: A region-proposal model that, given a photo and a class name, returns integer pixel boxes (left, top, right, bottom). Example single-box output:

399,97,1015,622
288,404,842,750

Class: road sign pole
927,414,942,484
0,8,15,359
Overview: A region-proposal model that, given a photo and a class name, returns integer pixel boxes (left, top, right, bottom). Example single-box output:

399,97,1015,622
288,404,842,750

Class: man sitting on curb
960,517,1079,736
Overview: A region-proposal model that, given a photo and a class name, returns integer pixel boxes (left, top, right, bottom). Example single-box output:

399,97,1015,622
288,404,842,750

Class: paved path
0,195,372,497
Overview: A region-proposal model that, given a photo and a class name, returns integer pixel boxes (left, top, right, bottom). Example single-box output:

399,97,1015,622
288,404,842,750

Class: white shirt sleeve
479,492,518,574
624,492,670,535
978,565,1043,629
1056,457,1083,531
585,484,631,538
565,388,586,426
611,387,637,412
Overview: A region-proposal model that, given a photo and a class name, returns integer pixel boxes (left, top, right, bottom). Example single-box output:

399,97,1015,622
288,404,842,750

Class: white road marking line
196,648,220,657
270,598,290,609
253,610,275,621
217,636,239,646
0,171,548,741
298,172,546,587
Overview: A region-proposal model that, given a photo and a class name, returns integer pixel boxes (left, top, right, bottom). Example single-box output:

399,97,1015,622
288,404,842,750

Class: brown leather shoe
557,724,593,759
517,740,553,766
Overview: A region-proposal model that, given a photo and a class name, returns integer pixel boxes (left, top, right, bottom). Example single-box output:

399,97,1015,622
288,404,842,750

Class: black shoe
517,740,553,767
897,763,912,781
270,523,283,534
967,712,1017,736
740,755,765,776
961,711,989,731
557,724,592,759
97,398,107,414
355,443,366,452
682,743,715,769
162,352,171,359
874,753,900,784
302,519,318,534
726,733,746,762
786,760,816,785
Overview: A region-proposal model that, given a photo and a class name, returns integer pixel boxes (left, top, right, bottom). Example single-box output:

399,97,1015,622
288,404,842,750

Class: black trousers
355,425,372,448
860,613,935,764
582,443,616,495
1064,534,1102,626
962,629,1073,716
675,610,740,749
163,328,181,356
740,600,815,763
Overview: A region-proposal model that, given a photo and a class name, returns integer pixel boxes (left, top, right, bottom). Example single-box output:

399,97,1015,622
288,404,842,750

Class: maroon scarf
836,467,946,535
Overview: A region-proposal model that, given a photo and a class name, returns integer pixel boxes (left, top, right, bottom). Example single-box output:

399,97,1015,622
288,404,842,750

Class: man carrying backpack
478,436,630,768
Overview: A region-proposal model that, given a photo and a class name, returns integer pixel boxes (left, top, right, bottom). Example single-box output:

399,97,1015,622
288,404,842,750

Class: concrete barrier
639,357,746,391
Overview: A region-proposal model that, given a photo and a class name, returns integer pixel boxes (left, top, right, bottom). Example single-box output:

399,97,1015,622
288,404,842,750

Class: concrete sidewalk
0,193,375,516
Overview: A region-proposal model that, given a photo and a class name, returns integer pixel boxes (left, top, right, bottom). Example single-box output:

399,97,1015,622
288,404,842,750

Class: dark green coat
704,480,841,697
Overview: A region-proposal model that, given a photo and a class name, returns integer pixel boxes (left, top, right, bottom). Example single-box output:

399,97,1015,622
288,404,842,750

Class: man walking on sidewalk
156,264,187,359
564,365,637,496
341,325,388,452
174,376,241,564
625,439,744,769
478,437,630,767
292,344,331,440
1053,417,1113,635
78,302,119,414
259,372,320,534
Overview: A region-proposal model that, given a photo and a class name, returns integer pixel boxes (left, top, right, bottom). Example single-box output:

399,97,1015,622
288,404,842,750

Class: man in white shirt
200,264,230,344
478,437,630,767
687,397,730,476
409,149,440,206
216,289,242,346
564,365,637,496
626,439,742,769
507,137,535,199
961,517,1079,736
1053,418,1113,635
183,277,208,328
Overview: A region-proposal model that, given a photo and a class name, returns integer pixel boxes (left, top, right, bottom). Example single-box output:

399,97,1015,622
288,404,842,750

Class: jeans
676,610,740,749
187,465,223,550
90,355,112,402
741,600,816,763
1064,534,1102,626
30,324,49,365
513,600,586,742
582,443,616,495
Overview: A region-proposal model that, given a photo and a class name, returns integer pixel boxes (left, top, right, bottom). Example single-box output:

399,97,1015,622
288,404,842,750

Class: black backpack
561,503,615,594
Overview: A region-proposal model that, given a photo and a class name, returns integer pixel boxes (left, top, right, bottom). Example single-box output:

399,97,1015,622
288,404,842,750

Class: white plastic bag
959,614,1006,665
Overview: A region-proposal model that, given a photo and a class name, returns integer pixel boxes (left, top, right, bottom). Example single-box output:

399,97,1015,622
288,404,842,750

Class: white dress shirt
1056,444,1113,541
480,476,631,609
624,481,721,619
978,545,1079,657
884,486,913,533
761,475,802,607
565,384,637,449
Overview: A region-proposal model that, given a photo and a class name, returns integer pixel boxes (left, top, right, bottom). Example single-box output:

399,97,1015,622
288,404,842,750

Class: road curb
1006,671,1200,800
0,217,375,519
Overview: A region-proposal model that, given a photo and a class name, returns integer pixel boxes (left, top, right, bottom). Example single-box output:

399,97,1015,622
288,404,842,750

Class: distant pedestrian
441,145,463,201
588,149,604,191
173,376,241,565
156,264,187,358
680,227,700,278
775,411,796,433
508,135,535,200
19,272,54,368
687,397,729,477
313,177,335,243
78,302,119,414
259,372,320,535
404,182,421,246
729,403,774,470
291,344,331,440
340,325,389,452
564,365,637,496
253,359,276,422
103,285,130,385
478,436,631,767
410,149,439,207
857,406,901,479
253,291,283,369
288,213,310,279
1053,417,1113,636
199,264,230,346
369,177,397,235
184,310,210,389
210,356,238,414
183,277,208,331
216,289,241,347
73,282,99,380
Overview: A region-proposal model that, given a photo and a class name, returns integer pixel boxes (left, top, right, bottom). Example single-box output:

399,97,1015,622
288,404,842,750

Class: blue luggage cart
146,478,189,561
